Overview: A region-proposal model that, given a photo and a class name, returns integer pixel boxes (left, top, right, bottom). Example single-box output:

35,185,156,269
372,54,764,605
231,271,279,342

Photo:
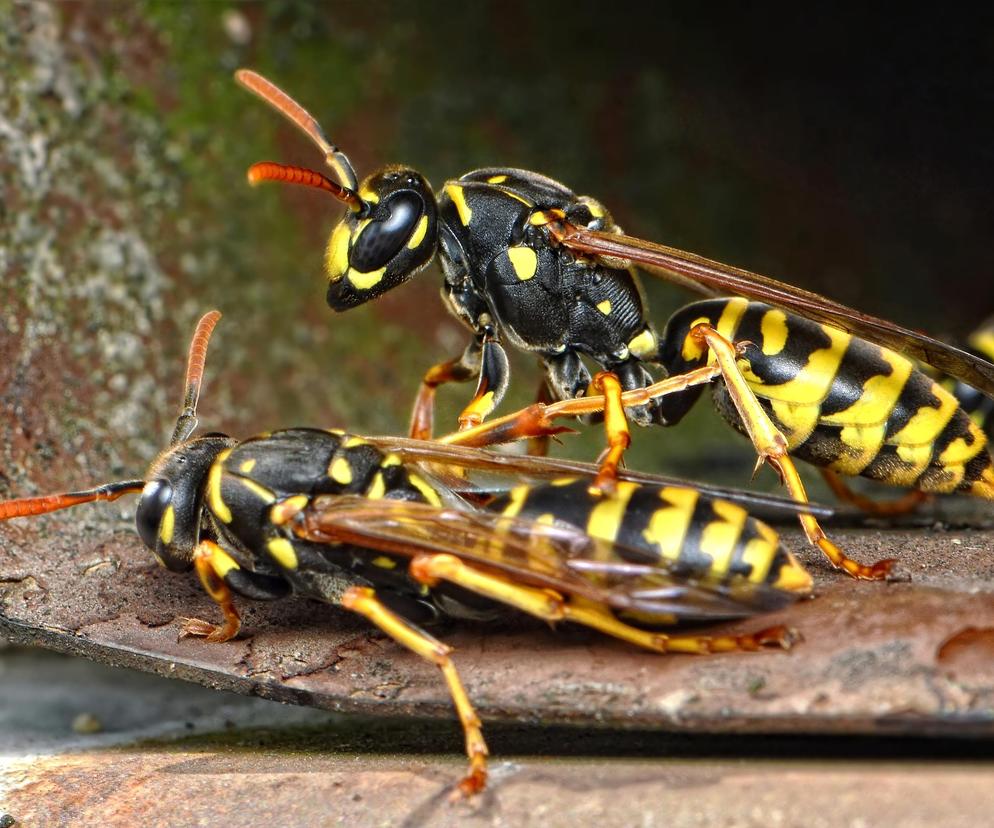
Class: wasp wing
301,495,797,619
365,436,834,519
560,224,994,397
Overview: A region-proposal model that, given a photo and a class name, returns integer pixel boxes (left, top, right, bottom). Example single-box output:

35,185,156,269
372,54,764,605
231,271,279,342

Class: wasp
947,317,994,439
237,70,994,582
0,311,815,796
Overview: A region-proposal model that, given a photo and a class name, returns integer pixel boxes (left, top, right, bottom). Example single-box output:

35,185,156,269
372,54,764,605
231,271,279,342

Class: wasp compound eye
136,479,173,550
349,191,425,273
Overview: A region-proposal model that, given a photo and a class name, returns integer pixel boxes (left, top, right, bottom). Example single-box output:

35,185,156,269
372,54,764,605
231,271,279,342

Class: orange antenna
248,162,365,213
0,480,145,520
235,68,360,194
170,310,222,446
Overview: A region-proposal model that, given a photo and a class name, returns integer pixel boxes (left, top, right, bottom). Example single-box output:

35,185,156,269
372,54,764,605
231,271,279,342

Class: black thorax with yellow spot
658,299,994,497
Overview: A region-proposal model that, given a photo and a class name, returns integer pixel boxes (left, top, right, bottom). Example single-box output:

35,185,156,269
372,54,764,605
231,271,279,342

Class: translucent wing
559,223,994,397
300,495,798,620
365,436,834,518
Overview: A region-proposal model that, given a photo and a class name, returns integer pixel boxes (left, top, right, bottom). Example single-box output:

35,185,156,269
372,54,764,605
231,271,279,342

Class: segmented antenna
0,480,145,519
235,69,361,194
248,161,365,212
170,310,222,446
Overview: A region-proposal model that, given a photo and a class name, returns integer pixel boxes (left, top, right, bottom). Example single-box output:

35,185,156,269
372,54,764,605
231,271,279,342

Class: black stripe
820,339,898,418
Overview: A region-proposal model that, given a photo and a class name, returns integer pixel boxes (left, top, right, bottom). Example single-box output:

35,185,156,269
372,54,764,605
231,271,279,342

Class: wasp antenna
247,162,365,213
170,310,222,446
235,68,360,192
0,480,145,520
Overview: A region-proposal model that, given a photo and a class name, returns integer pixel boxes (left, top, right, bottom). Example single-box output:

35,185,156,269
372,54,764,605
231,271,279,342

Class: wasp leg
689,323,898,581
410,554,797,654
526,378,555,457
180,540,243,642
457,338,509,431
410,353,479,441
341,585,488,798
821,468,930,517
439,363,722,449
587,371,630,495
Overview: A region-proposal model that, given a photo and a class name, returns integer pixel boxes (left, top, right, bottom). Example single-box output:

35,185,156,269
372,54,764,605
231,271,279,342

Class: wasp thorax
325,166,439,311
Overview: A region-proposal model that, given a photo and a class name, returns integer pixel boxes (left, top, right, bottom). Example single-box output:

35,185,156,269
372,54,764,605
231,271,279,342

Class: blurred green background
3,1,994,497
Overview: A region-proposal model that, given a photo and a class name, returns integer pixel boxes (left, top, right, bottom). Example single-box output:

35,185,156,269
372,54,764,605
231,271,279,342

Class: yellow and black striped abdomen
668,299,994,499
944,319,994,439
487,479,810,621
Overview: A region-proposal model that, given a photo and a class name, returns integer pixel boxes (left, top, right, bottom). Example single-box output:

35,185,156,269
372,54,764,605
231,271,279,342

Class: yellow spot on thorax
628,328,657,359
506,246,538,281
270,495,309,526
372,555,397,570
407,215,429,250
329,456,354,485
267,537,298,570
641,487,698,561
344,436,368,448
237,477,277,504
366,472,386,500
445,183,473,225
159,504,175,545
382,453,403,467
596,300,612,315
408,473,443,506
325,222,351,281
486,174,508,184
239,458,256,474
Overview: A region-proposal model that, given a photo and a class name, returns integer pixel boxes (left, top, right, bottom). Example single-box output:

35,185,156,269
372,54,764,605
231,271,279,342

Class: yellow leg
409,554,797,654
341,586,489,798
821,468,930,517
690,324,900,581
409,356,478,440
179,540,242,643
587,372,631,495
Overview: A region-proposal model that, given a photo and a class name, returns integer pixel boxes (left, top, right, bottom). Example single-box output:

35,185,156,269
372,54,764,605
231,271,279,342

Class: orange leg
341,586,488,798
821,468,930,517
409,356,478,441
588,371,631,495
179,540,242,643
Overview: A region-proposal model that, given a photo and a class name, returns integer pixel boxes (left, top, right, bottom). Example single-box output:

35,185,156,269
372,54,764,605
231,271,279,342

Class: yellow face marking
347,265,386,289
366,472,386,500
237,477,277,504
238,458,256,474
742,324,850,405
329,456,354,486
270,495,309,526
267,537,298,570
372,555,397,570
445,183,473,226
408,473,443,507
344,436,368,448
406,214,429,250
159,505,175,545
596,300,612,315
358,187,380,204
698,500,747,577
585,482,638,559
641,487,698,561
759,309,789,356
325,222,351,281
628,328,657,359
506,246,538,281
207,452,233,524
211,547,241,578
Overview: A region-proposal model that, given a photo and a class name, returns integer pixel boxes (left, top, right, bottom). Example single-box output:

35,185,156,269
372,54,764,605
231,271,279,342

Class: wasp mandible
0,312,813,796
236,71,994,583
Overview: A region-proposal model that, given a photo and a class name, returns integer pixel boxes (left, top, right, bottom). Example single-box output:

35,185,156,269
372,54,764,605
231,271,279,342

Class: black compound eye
135,479,173,550
349,191,424,273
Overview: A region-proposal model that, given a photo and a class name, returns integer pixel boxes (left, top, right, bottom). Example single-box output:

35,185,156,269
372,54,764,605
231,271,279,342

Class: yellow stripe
641,487,698,562
715,297,749,341
831,424,886,476
769,399,820,449
237,477,277,504
329,456,354,485
344,436,368,448
821,348,913,427
239,458,256,474
159,505,175,545
740,522,779,584
887,385,959,447
743,324,850,405
445,183,473,225
585,482,638,547
628,328,657,359
366,472,386,500
267,537,298,570
506,246,537,281
486,174,508,184
407,215,428,250
408,473,443,507
212,547,240,578
698,500,747,577
939,422,988,466
347,265,386,289
207,452,233,524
